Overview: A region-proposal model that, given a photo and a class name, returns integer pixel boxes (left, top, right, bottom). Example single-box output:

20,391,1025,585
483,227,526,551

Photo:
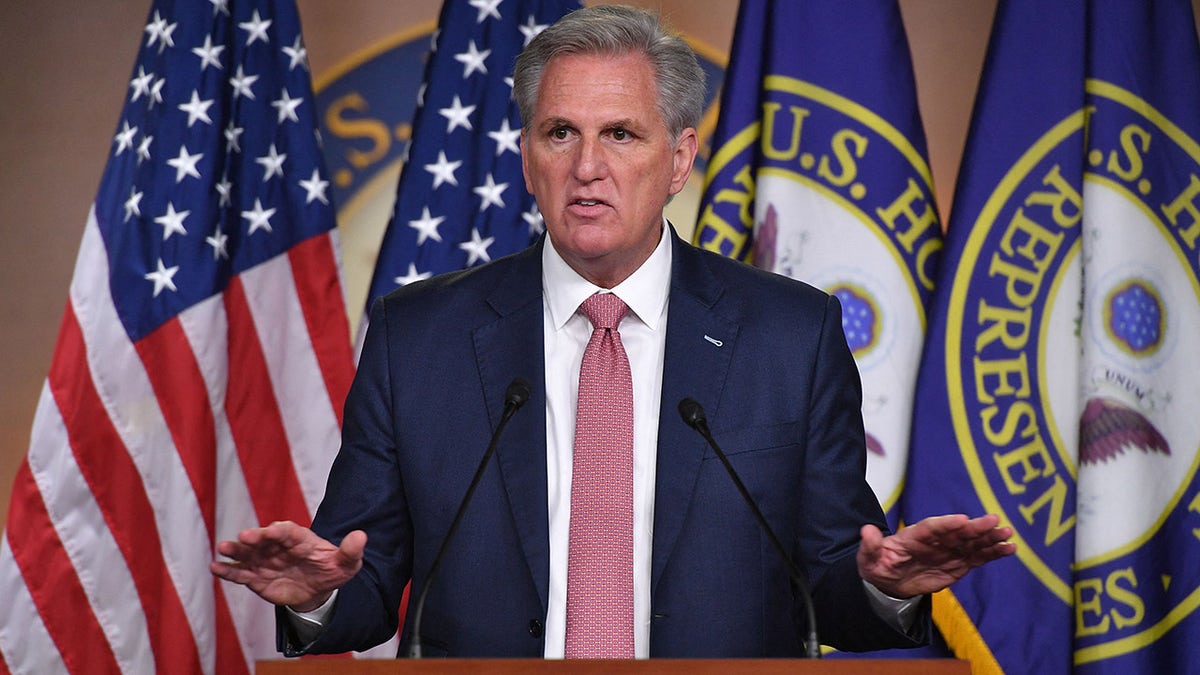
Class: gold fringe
933,589,1005,674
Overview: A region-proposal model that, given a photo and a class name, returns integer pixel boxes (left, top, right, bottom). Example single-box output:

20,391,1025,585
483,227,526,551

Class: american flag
0,1,354,673
362,0,581,328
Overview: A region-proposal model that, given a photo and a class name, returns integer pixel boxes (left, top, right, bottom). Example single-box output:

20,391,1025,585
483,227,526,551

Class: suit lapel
472,241,551,610
651,234,738,593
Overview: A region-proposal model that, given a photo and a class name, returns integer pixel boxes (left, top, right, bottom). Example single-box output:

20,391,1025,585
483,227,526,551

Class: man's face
521,51,697,288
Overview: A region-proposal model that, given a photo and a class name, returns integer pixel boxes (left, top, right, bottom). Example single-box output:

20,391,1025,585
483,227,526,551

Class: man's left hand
857,513,1016,599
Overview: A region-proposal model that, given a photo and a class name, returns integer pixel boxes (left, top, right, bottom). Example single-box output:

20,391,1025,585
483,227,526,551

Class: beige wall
1,1,1196,528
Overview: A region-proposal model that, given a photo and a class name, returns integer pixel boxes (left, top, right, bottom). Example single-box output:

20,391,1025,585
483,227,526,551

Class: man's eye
550,128,570,140
611,129,629,141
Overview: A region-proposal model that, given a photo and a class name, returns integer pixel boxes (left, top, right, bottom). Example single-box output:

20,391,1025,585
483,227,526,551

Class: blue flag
361,0,580,336
904,1,1200,672
695,0,942,524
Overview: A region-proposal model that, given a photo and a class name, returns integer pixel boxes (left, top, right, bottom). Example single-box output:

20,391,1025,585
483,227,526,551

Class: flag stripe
50,302,204,674
5,461,121,675
0,613,20,675
212,582,252,675
240,253,341,516
0,531,66,675
289,232,354,427
224,275,312,526
134,319,219,539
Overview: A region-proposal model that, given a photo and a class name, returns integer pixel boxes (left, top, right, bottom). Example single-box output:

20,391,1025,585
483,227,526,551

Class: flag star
148,77,165,108
224,123,244,153
145,10,177,54
408,207,445,245
459,228,495,265
488,118,521,156
144,258,179,297
144,10,167,48
282,36,308,71
167,145,203,182
504,76,514,91
215,175,233,207
153,202,190,241
271,88,303,124
454,40,490,78
209,0,230,16
242,198,276,234
192,34,225,70
157,18,178,52
469,0,502,23
255,143,286,181
206,225,229,260
178,90,215,127
438,95,475,134
519,15,549,46
129,66,154,102
239,9,272,46
523,204,544,235
124,187,143,222
229,65,258,99
298,168,329,204
473,173,509,211
114,121,138,155
394,263,432,287
136,134,153,164
424,150,462,188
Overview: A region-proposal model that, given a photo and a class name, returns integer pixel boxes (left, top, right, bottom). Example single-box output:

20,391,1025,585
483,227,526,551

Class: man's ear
520,130,533,193
669,127,699,196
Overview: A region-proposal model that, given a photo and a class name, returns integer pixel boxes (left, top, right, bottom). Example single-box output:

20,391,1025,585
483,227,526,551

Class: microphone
677,397,822,659
406,378,533,658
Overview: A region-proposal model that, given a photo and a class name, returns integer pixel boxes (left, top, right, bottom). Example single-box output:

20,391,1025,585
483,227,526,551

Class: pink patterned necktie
564,292,635,659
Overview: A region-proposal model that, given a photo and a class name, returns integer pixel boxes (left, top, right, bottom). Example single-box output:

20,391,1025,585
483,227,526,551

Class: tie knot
580,293,628,330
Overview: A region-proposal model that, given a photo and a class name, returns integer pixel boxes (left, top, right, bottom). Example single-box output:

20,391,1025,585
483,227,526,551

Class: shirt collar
543,220,673,331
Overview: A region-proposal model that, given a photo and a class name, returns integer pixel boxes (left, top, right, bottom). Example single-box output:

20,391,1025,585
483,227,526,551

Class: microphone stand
678,397,822,659
406,378,532,658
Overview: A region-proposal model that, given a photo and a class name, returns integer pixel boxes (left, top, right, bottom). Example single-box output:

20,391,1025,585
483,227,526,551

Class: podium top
256,658,970,675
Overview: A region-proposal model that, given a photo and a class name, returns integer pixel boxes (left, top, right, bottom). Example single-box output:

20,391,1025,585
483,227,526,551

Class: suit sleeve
799,294,931,651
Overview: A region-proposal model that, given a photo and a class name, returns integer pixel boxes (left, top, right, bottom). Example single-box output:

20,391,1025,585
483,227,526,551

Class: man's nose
572,136,609,182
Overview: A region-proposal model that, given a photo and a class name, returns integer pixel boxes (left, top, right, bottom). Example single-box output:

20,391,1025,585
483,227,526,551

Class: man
211,4,1014,658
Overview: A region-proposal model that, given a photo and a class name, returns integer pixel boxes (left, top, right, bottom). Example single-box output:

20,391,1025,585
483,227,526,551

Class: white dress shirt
541,223,672,659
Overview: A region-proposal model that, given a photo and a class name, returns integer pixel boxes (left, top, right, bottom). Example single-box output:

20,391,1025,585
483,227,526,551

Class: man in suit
212,4,1015,658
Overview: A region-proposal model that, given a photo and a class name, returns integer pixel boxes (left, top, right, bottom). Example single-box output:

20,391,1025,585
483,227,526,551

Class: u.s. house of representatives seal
697,75,941,513
947,79,1200,665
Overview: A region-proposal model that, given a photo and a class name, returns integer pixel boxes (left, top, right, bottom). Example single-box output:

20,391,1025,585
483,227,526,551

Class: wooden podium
257,659,969,674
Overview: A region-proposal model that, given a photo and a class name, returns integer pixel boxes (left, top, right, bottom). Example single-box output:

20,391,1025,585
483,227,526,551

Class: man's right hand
210,521,366,612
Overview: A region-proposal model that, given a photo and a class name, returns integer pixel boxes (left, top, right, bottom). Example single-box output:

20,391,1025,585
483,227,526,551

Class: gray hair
512,4,706,144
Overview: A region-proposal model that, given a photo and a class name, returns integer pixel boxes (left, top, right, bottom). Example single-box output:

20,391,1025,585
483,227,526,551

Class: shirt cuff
862,581,920,634
283,590,338,645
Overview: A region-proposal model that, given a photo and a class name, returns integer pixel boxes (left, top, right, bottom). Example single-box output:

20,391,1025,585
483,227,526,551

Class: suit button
528,619,544,638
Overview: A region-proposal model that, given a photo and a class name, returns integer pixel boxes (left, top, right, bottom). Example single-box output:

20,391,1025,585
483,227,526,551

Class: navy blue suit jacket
287,230,930,657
